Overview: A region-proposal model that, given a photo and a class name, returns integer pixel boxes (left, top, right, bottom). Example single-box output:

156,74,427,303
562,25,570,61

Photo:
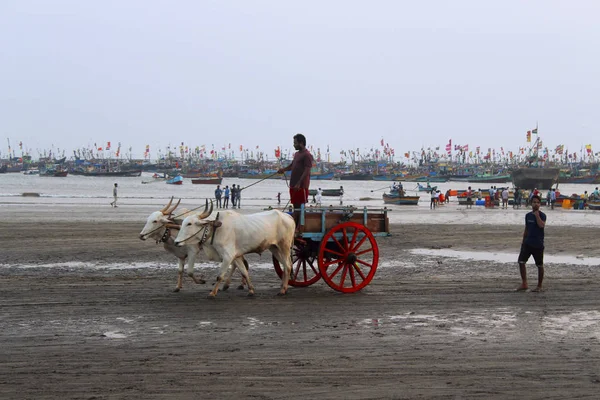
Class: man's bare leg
532,265,544,292
517,262,528,290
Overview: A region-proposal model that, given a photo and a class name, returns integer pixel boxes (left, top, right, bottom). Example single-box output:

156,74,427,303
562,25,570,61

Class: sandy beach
2,200,600,399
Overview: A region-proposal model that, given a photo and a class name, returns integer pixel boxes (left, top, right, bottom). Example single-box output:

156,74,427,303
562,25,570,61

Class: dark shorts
518,243,544,266
466,197,473,204
290,188,309,207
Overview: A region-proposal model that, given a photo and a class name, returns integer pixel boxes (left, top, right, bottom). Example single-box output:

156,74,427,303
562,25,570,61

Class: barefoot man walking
517,195,546,292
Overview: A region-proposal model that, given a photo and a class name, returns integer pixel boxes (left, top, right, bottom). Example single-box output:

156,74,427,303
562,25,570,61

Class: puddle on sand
103,331,127,339
410,248,600,266
359,309,600,339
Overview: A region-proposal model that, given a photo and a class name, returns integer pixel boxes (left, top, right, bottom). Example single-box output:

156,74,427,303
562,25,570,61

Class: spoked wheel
318,222,379,293
273,238,321,287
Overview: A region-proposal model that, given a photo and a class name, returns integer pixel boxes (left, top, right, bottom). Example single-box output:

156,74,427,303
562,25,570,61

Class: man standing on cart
277,133,313,234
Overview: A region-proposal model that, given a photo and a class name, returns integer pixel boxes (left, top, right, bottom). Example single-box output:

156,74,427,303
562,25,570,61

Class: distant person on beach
445,189,451,204
277,133,313,233
592,187,600,200
430,189,437,210
223,185,230,208
466,186,473,209
236,186,241,208
550,188,556,210
214,185,222,208
316,188,322,206
231,184,237,207
277,192,281,205
110,183,118,207
513,188,521,209
502,188,509,209
517,195,546,292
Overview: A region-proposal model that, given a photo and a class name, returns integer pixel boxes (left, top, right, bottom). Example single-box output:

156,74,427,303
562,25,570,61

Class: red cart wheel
318,222,379,293
273,238,321,287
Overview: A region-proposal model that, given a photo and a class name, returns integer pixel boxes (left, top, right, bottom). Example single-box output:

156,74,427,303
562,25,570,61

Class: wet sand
2,216,600,399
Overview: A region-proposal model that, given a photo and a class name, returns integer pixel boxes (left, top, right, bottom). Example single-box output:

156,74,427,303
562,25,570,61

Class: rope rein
176,224,211,245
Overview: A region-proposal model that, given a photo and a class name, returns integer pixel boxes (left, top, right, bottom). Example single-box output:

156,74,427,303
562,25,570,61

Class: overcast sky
1,0,599,160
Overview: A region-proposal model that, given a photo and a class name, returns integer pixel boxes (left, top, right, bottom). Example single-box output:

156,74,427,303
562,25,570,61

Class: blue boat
166,175,183,185
417,183,437,192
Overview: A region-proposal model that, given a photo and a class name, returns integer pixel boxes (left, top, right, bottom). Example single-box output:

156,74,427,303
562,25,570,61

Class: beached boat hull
510,167,559,190
382,193,419,205
588,200,600,210
191,177,222,185
308,188,342,197
338,173,373,181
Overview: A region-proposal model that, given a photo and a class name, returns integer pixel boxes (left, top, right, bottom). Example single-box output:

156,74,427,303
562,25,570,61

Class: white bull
174,208,295,298
139,198,249,292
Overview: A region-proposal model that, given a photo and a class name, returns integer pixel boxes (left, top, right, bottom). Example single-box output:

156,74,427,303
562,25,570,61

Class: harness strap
159,227,171,244
210,212,220,245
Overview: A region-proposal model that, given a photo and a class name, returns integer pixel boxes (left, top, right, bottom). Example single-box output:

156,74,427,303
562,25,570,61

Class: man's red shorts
290,188,309,207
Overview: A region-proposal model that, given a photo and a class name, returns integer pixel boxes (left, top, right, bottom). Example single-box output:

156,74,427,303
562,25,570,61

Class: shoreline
2,197,600,227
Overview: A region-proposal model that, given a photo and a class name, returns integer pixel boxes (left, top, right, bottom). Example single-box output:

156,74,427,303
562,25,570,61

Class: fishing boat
312,171,335,180
166,175,183,185
382,193,420,205
450,173,511,183
417,184,437,192
372,174,404,181
588,200,600,210
510,135,560,189
413,176,448,183
338,172,373,180
191,177,222,185
40,169,68,177
71,169,142,177
308,188,343,197
510,167,559,190
141,173,167,184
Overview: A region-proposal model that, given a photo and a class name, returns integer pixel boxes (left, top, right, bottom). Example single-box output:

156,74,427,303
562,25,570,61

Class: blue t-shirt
524,211,546,248
224,188,230,197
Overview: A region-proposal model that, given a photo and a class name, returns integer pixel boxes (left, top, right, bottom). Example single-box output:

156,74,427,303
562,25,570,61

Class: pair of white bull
139,198,295,298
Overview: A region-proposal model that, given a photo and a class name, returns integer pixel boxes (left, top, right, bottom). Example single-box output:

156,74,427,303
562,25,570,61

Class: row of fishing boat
142,174,223,185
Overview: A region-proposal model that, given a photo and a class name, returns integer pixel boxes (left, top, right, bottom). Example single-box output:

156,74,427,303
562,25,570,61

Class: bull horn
161,196,174,215
198,199,212,219
166,198,181,215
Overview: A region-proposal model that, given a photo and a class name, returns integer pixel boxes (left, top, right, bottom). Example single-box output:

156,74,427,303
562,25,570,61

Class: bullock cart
273,205,391,293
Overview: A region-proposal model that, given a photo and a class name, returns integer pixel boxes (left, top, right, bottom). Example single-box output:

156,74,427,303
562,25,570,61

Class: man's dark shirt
524,211,546,248
290,148,313,189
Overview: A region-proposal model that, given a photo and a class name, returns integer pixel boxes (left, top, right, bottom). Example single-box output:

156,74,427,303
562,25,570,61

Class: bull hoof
173,287,181,293
277,291,287,296
207,294,216,300
198,279,206,284
237,284,245,290
247,292,255,297
223,285,230,291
